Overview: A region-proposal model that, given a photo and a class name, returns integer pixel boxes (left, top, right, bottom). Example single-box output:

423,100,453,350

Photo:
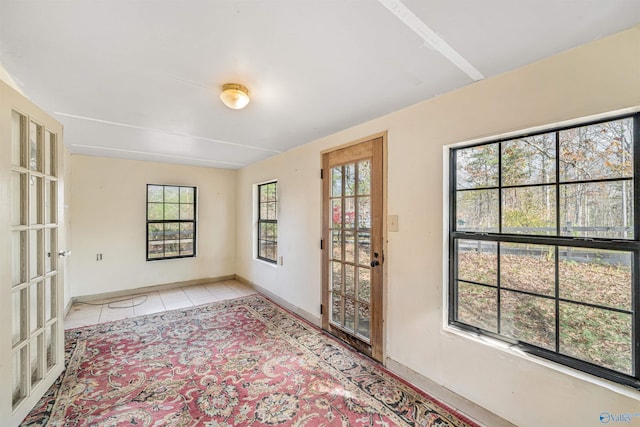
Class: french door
322,136,384,361
0,80,66,426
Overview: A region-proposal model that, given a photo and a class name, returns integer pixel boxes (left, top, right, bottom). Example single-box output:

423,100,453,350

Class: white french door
0,80,66,426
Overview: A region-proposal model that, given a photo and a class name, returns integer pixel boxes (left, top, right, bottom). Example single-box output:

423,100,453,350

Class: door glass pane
331,262,342,292
45,130,56,176
357,197,370,229
45,180,56,224
358,268,370,303
345,265,355,297
46,323,56,370
344,163,356,196
29,121,42,172
357,303,370,340
331,293,342,325
357,232,370,266
44,228,56,273
344,197,355,229
13,348,27,408
30,176,43,225
331,199,342,228
11,172,26,226
357,160,371,195
331,231,342,260
12,289,26,347
331,166,342,197
45,277,56,322
12,231,27,286
344,298,355,331
30,335,43,387
12,110,26,167
30,282,42,334
344,231,354,264
30,230,42,279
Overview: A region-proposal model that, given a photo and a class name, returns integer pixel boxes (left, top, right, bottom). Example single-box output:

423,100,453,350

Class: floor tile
133,292,166,316
159,288,193,311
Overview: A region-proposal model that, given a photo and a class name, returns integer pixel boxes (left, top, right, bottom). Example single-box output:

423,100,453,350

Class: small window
146,184,196,261
450,114,639,388
257,182,278,263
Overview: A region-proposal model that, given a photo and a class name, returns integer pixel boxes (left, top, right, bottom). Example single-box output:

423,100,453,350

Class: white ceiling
1,1,639,169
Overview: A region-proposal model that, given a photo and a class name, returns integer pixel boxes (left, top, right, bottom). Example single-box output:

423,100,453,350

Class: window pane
148,223,163,240
560,118,633,182
559,302,632,375
457,282,497,333
457,240,497,286
560,181,633,239
148,185,164,202
501,291,555,350
180,187,194,203
502,133,556,186
180,240,194,256
180,223,194,240
164,186,179,203
148,242,164,258
164,203,179,220
180,204,194,220
456,143,498,189
559,248,632,311
147,203,163,220
500,243,555,296
502,186,556,235
456,189,499,232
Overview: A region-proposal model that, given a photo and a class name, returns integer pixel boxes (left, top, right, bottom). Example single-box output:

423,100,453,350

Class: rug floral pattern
23,295,478,427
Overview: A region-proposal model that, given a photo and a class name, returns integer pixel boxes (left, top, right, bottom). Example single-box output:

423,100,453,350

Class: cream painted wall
236,27,640,427
70,155,236,297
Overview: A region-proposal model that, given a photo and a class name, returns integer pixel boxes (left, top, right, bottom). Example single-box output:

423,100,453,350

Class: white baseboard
234,275,321,327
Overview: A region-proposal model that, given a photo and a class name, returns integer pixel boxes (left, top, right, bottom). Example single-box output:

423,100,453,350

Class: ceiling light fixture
220,83,250,110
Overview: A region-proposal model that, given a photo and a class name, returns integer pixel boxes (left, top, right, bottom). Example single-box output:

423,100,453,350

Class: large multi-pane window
450,114,639,387
147,184,196,261
258,182,278,263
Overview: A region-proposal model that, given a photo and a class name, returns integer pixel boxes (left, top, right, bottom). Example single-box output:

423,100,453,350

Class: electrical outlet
96,253,103,261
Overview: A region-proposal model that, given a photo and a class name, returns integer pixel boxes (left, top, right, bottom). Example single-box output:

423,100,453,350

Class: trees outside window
450,114,639,387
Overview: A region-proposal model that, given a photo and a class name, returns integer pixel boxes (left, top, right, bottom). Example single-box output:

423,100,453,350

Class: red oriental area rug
23,295,479,426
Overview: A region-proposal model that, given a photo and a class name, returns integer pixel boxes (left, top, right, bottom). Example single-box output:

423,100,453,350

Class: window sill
442,324,640,400
255,257,278,267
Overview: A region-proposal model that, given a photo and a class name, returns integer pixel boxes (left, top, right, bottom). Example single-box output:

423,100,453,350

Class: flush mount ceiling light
220,83,250,110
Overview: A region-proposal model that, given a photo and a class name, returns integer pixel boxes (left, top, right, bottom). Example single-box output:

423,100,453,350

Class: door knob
370,260,380,267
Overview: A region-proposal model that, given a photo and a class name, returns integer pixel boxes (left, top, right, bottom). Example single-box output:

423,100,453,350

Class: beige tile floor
64,280,257,330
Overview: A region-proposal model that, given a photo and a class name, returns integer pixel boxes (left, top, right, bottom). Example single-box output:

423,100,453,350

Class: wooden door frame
321,132,387,363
